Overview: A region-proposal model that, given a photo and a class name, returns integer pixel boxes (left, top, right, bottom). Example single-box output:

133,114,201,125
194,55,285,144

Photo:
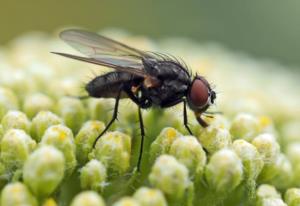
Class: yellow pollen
59,131,67,141
43,199,57,206
11,186,21,194
259,116,271,127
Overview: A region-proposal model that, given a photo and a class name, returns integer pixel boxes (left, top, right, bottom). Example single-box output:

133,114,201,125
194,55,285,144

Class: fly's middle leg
92,88,122,148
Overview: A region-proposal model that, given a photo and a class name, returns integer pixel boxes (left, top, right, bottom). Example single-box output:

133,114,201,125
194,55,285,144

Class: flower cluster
0,29,299,206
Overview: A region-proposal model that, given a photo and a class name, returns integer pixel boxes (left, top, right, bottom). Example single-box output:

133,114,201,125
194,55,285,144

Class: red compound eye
189,78,209,108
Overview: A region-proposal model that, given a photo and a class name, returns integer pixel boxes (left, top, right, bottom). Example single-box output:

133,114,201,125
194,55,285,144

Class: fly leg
137,107,145,172
183,100,193,135
92,88,122,148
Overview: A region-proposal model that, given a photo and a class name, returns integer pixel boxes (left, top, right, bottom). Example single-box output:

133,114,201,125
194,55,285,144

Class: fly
52,29,217,171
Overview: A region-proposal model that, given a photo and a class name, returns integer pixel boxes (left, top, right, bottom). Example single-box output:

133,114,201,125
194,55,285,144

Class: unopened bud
41,124,76,176
70,191,106,206
149,154,189,199
92,131,131,174
205,149,243,193
133,187,167,206
80,159,107,192
23,146,65,198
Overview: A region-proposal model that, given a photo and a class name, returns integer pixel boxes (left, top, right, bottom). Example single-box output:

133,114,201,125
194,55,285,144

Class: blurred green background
1,0,300,67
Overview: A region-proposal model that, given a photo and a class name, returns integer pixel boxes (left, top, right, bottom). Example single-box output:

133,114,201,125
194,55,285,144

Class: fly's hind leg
92,88,122,148
183,100,193,135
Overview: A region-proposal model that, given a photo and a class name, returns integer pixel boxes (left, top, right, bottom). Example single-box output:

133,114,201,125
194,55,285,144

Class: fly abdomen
85,72,141,98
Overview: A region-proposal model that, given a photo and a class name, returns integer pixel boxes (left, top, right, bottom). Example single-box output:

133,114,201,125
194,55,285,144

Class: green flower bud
70,191,106,206
87,98,112,122
75,120,105,164
256,184,286,206
169,135,206,178
23,146,65,198
232,139,264,198
0,87,19,119
284,188,300,206
230,113,260,141
286,143,300,186
133,187,167,206
205,149,243,193
42,198,58,206
112,197,140,206
198,126,231,154
23,93,54,119
256,184,281,199
257,198,287,206
252,133,280,164
92,131,131,174
261,154,293,189
149,154,190,199
1,110,31,134
0,129,36,169
150,127,182,160
56,97,86,133
0,182,38,206
80,159,107,192
41,124,76,176
30,111,63,142
48,78,82,99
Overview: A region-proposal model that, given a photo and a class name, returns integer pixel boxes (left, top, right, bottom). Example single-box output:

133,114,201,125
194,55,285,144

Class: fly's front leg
183,100,193,135
137,107,145,172
92,88,122,148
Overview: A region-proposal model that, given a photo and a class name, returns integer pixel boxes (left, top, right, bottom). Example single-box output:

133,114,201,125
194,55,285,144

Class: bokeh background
1,0,300,68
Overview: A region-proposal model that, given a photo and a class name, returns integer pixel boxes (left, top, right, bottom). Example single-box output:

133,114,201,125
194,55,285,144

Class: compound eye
189,79,209,107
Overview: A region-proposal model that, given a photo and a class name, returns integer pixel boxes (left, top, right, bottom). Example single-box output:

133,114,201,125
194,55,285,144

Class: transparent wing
59,29,153,73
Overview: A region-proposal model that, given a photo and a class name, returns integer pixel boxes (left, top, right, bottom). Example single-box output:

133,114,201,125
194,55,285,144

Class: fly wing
57,29,154,76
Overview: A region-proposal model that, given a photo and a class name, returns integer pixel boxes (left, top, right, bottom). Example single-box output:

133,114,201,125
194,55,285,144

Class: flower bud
75,120,105,164
232,139,264,197
1,110,31,134
0,182,38,206
252,133,280,164
261,154,293,189
31,111,63,142
56,97,86,133
0,87,19,119
149,155,189,199
80,159,107,192
169,136,206,178
284,188,300,206
205,149,243,193
286,143,300,186
0,129,36,169
87,98,112,122
41,124,76,176
70,191,106,206
230,113,260,141
23,93,54,118
150,127,182,160
133,187,167,206
112,197,140,206
1,70,37,99
42,198,58,206
23,146,65,198
256,184,281,199
92,131,131,174
256,184,286,206
198,126,231,154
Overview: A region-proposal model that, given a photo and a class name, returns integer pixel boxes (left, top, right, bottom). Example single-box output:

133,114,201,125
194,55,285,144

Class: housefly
53,29,216,171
